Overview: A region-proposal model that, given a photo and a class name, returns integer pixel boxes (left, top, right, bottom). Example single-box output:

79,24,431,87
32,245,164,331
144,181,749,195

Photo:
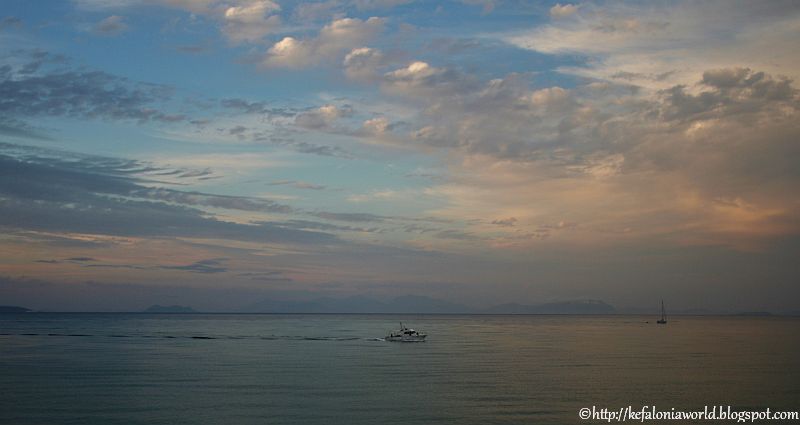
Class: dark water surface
1,314,799,424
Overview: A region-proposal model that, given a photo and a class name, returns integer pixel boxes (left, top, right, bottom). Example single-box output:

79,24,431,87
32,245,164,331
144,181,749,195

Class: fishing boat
385,322,426,342
657,300,667,324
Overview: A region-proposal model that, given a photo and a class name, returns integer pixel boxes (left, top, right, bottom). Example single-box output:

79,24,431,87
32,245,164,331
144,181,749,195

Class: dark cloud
0,16,22,30
34,257,96,264
0,51,186,138
211,122,354,158
0,143,465,245
0,144,338,246
66,257,96,262
161,258,228,274
658,68,797,122
491,217,517,227
218,98,357,158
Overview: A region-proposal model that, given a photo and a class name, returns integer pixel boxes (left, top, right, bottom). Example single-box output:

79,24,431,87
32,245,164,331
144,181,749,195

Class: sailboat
657,300,667,324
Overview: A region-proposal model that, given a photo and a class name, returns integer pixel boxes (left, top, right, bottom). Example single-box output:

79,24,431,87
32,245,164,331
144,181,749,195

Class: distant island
143,305,195,313
0,305,31,313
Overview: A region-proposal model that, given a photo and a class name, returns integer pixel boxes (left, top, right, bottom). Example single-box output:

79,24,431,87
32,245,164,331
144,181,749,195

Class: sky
0,0,799,312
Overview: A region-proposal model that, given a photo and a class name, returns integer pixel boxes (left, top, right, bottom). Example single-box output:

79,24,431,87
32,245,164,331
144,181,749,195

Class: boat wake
1,333,381,342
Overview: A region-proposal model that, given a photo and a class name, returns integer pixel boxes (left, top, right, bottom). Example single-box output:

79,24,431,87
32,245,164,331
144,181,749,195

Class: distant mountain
483,300,616,314
244,296,616,314
143,305,195,313
388,295,473,314
0,305,31,313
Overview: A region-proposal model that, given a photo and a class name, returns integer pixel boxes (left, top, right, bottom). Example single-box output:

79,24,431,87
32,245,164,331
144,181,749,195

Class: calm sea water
1,314,798,424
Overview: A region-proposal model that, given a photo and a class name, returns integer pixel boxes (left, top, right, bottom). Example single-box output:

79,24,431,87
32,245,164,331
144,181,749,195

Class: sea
1,314,798,424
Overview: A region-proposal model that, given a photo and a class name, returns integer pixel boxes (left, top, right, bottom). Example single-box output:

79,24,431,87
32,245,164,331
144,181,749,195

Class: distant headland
0,306,32,313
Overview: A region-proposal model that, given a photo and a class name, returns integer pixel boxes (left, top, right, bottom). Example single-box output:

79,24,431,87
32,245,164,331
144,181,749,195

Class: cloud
294,104,353,129
220,98,297,117
0,143,465,251
0,16,23,29
311,211,386,223
413,66,800,249
293,1,341,22
319,15,798,251
383,61,456,93
658,68,796,122
76,0,284,43
343,47,385,81
268,180,327,190
161,258,229,274
131,188,295,214
0,51,186,133
59,257,229,274
92,15,129,36
263,219,380,234
66,257,96,262
491,217,517,227
0,144,341,246
503,1,800,89
262,16,386,68
0,116,52,140
549,3,578,19
221,0,281,43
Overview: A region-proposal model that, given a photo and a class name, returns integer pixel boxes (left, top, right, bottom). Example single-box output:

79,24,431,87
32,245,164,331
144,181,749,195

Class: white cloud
221,0,281,44
381,61,471,96
361,116,391,134
75,1,282,43
294,104,354,129
503,2,800,89
549,3,578,19
263,36,316,68
262,16,386,68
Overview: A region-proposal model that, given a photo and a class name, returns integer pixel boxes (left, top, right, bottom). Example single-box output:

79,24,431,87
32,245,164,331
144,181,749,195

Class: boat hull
385,335,426,342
